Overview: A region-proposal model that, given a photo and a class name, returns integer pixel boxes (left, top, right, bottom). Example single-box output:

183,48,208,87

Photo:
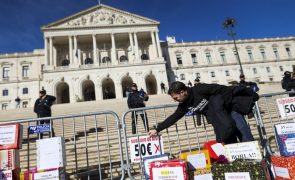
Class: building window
220,51,226,63
225,70,230,76
102,56,111,63
196,73,200,79
120,55,128,62
260,49,266,60
176,54,183,65
23,88,28,94
180,74,185,80
22,66,29,77
84,58,93,64
2,89,8,96
247,49,253,61
286,47,292,57
269,77,273,81
141,54,149,60
279,66,284,72
233,50,239,61
253,68,257,74
191,54,197,64
2,103,8,110
206,52,212,64
2,67,9,78
61,59,70,66
273,48,279,60
266,67,271,73
22,101,28,108
211,71,215,77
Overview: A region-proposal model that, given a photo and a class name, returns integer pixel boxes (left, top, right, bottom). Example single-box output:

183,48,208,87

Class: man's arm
34,99,39,114
155,106,187,132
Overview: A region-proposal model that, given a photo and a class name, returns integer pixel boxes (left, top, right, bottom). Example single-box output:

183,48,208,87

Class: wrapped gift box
143,154,169,179
203,141,225,160
36,137,66,170
0,150,20,171
211,159,270,180
0,124,23,150
179,150,211,170
189,168,212,180
274,123,295,156
271,155,295,180
0,169,20,180
150,160,188,180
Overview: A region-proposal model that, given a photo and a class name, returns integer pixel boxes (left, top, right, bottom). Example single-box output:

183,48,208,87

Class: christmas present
203,141,225,160
274,123,295,156
150,160,188,180
143,154,169,179
179,150,211,170
0,169,20,180
271,155,295,180
224,141,262,162
0,150,20,171
211,159,269,180
37,137,66,170
0,124,23,150
189,168,212,180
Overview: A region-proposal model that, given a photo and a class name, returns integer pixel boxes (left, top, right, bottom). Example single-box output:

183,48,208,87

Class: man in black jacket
148,81,258,144
34,89,56,138
127,83,149,134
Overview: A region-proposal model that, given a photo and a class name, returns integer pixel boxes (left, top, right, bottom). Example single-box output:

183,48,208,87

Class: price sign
129,135,164,163
276,97,295,118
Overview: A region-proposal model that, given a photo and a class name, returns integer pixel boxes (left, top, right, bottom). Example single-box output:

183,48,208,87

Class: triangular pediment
42,4,159,30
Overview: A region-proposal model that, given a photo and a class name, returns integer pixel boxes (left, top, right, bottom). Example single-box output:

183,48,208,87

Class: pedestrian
188,81,192,87
148,81,258,144
287,73,295,97
34,89,56,138
160,82,166,94
127,83,149,134
194,78,200,86
282,71,293,96
15,97,21,108
239,74,259,92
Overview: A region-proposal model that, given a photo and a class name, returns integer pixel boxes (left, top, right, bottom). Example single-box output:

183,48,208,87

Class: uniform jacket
34,95,56,117
127,90,149,109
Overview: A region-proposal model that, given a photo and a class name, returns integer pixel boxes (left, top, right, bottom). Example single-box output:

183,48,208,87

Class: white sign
276,97,295,118
274,166,290,179
0,170,13,180
194,174,213,180
143,155,169,178
152,167,185,180
224,141,262,162
285,138,295,152
187,153,206,169
129,135,164,163
275,123,295,135
211,143,225,156
224,172,251,180
34,170,63,180
0,125,16,145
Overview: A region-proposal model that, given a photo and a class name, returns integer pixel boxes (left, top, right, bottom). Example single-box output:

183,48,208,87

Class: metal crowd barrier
0,111,124,180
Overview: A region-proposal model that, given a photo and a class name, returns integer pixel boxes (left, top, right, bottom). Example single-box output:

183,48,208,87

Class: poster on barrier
276,97,295,119
129,135,164,163
0,124,23,150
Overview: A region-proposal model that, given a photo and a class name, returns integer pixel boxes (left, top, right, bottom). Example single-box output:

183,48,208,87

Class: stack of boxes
271,123,295,179
0,124,23,180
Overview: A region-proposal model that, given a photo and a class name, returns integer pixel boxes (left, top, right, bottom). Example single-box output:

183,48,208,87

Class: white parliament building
0,4,294,110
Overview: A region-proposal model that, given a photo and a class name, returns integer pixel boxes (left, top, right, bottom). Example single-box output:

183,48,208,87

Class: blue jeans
231,111,254,142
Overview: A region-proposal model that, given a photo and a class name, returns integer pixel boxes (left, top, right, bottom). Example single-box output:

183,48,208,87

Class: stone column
73,36,78,64
111,33,117,65
133,33,140,62
155,31,162,57
92,34,98,65
69,36,73,63
96,83,103,100
53,46,57,67
49,37,53,66
129,33,134,62
115,82,123,99
44,37,49,66
151,31,157,59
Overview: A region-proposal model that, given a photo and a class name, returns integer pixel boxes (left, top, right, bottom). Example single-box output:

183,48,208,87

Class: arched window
61,59,70,66
120,55,128,62
102,57,111,63
23,88,28,94
141,54,149,60
84,58,93,65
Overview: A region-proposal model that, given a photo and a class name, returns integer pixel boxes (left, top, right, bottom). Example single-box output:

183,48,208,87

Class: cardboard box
274,123,295,156
0,150,20,171
271,155,295,180
0,169,20,180
179,150,211,170
224,141,262,162
150,160,188,180
36,137,66,170
143,154,169,179
0,124,23,150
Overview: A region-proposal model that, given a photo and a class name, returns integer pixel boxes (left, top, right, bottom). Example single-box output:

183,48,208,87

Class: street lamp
223,17,244,75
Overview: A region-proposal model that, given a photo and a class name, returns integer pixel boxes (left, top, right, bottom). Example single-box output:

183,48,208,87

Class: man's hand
148,129,158,137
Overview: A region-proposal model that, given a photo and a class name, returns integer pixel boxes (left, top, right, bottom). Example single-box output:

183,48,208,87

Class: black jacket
34,95,56,117
127,90,149,109
156,83,258,132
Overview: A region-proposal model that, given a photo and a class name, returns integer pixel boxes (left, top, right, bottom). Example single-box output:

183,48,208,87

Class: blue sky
0,0,294,53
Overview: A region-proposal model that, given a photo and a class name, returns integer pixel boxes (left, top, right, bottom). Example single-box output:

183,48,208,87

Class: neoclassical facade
0,4,294,110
